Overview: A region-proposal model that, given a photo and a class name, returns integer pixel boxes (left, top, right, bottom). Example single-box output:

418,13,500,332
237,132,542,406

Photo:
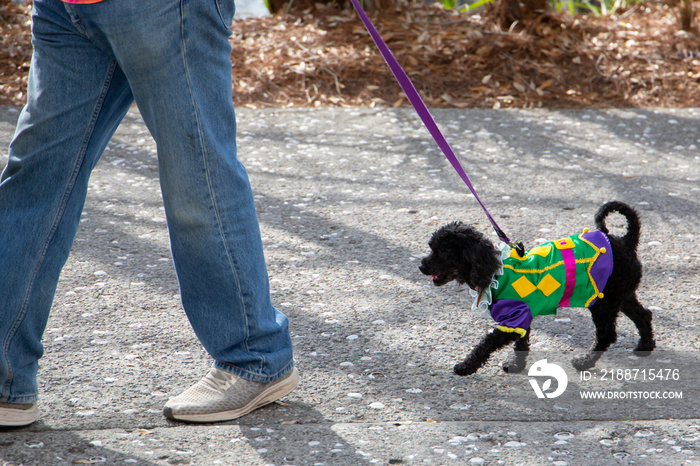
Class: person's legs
0,0,133,425
74,0,294,384
1,0,295,425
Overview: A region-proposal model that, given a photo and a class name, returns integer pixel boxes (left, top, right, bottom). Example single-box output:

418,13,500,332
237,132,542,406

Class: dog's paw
633,339,656,357
453,362,478,376
502,359,526,374
572,354,596,371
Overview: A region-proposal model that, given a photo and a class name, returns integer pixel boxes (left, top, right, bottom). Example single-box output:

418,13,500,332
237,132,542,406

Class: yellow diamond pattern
511,274,562,298
537,274,561,297
512,276,537,298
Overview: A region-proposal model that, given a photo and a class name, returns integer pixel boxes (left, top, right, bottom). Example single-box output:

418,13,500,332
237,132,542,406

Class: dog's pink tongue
431,275,438,282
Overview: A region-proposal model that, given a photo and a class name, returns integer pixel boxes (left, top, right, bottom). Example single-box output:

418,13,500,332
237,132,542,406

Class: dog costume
471,229,613,337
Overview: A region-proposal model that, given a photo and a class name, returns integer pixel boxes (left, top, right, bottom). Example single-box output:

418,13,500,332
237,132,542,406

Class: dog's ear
458,228,501,291
429,221,465,251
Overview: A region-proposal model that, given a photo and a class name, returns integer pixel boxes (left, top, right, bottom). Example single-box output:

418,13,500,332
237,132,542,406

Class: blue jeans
0,0,294,404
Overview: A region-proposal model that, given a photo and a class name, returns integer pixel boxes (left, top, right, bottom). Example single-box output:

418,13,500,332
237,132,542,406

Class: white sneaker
0,402,39,427
163,367,299,423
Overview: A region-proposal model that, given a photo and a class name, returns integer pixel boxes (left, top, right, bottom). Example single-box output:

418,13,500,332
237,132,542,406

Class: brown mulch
2,0,700,109
1,0,31,105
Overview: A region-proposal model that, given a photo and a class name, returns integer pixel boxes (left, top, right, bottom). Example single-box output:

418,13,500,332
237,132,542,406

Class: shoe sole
0,404,39,427
163,367,299,423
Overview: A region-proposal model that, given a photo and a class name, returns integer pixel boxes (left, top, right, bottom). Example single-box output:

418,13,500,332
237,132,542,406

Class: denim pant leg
0,0,133,403
78,0,294,382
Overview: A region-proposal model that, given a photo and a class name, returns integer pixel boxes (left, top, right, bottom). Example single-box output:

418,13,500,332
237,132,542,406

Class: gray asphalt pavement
1,104,698,465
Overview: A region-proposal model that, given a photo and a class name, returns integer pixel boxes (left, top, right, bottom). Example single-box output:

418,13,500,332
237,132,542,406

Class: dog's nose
419,260,430,275
416,253,431,274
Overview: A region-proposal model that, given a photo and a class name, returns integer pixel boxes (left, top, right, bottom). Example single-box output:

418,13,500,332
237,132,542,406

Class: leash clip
510,241,526,258
496,229,524,258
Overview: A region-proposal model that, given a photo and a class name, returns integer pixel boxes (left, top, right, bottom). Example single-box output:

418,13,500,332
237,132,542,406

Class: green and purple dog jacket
470,229,614,337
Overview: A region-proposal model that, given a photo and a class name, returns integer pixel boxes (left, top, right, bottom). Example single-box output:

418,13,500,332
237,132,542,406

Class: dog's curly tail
594,201,641,250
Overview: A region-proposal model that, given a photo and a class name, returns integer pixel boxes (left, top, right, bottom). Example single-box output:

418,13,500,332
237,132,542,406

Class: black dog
419,201,655,375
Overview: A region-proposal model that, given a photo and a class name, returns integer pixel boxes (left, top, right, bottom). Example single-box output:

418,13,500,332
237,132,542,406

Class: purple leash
350,0,520,251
